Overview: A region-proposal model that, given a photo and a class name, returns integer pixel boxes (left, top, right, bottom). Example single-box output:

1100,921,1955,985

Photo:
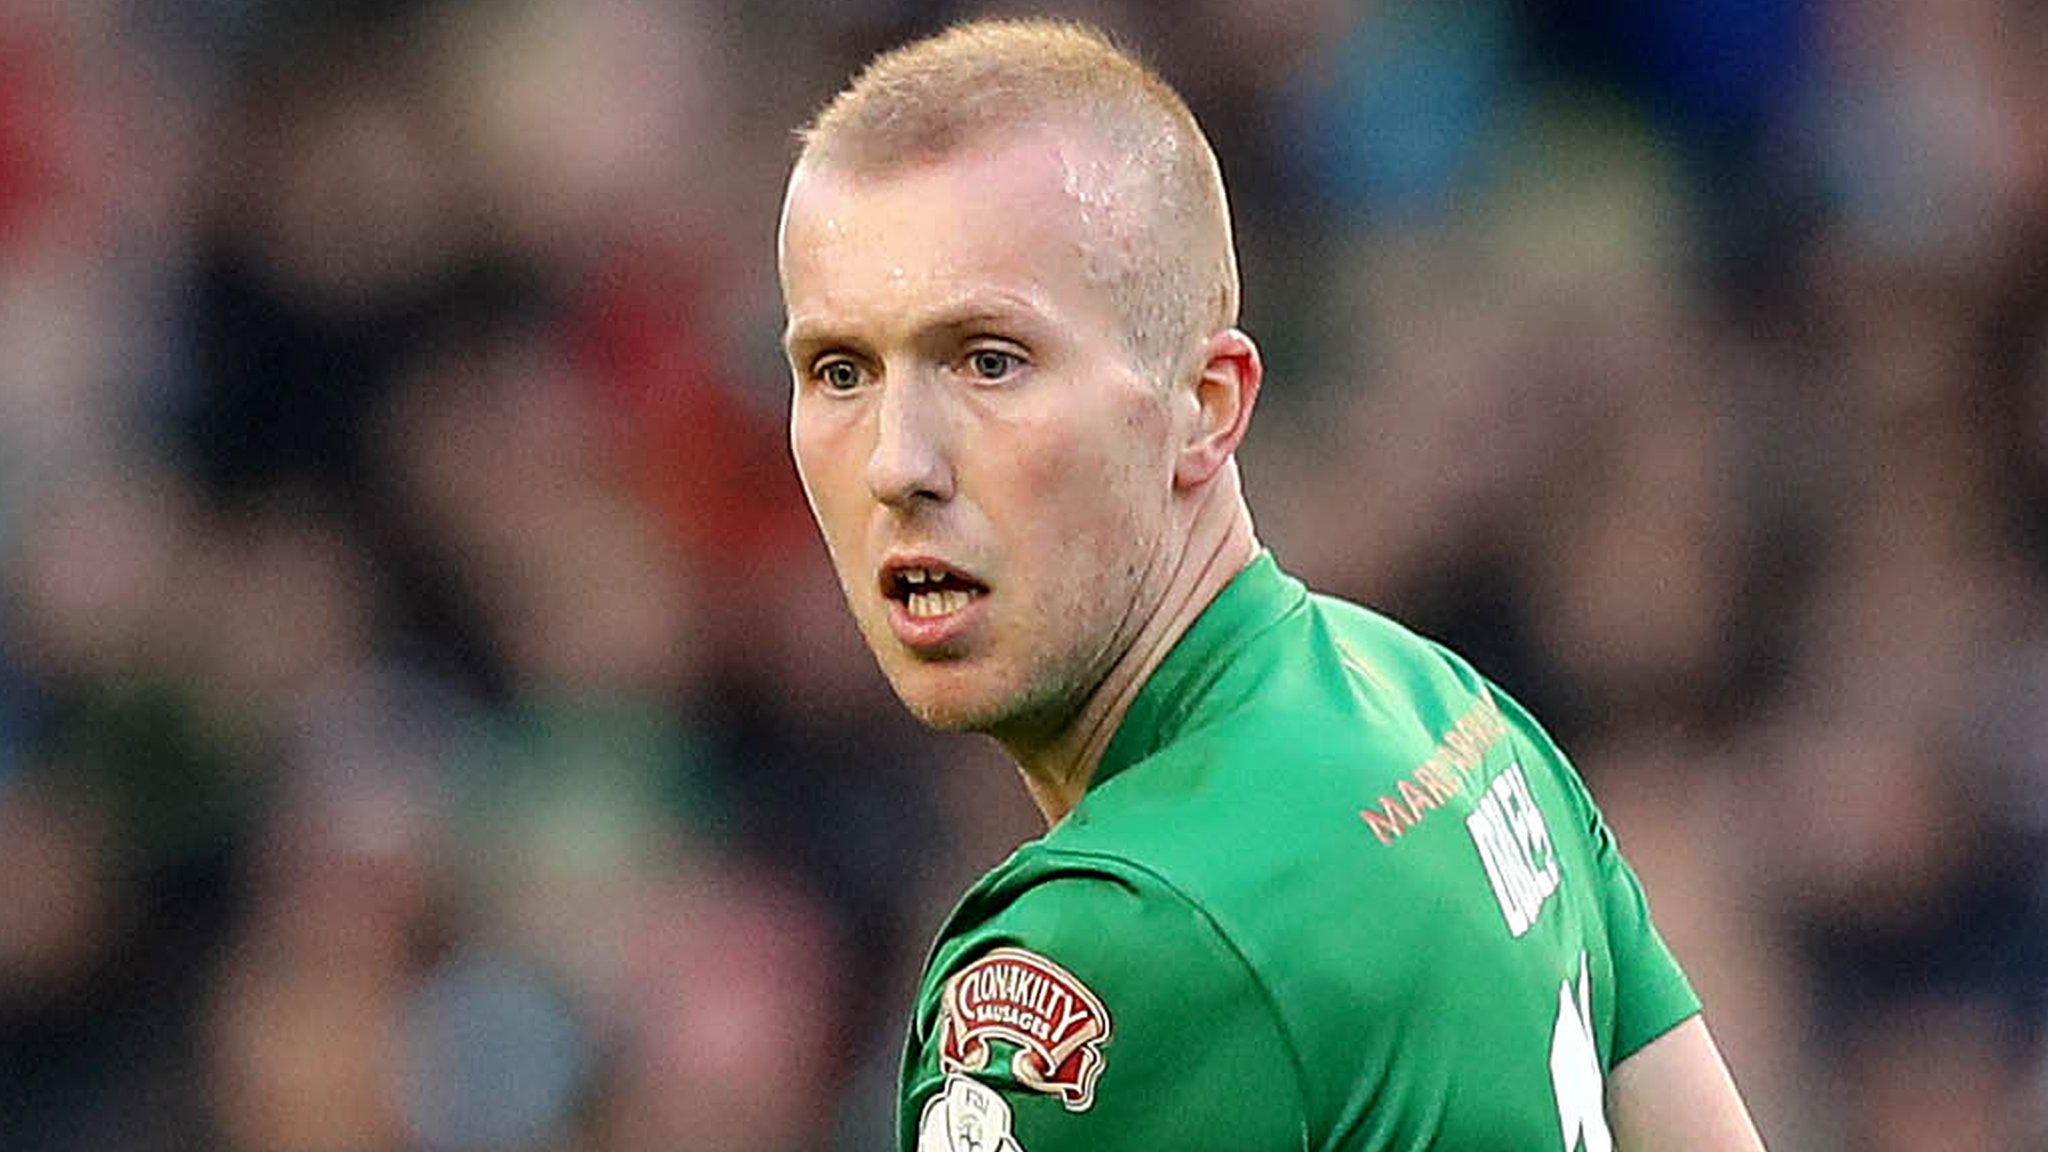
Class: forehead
779,126,1135,344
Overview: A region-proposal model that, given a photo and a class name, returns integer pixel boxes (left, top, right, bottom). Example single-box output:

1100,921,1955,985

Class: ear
1174,328,1262,489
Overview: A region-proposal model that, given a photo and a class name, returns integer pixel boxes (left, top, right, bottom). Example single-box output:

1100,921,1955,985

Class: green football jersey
901,553,1700,1152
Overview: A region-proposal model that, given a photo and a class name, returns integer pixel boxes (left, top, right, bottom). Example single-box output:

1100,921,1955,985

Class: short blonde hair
795,19,1239,380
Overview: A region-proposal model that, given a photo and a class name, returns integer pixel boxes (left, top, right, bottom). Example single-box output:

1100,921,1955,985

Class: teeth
906,588,973,619
898,566,963,591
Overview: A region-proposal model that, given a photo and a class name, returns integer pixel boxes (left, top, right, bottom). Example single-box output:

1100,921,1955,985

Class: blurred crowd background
3,0,2046,1149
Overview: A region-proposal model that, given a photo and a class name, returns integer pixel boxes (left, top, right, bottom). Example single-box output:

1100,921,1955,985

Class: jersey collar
1088,550,1307,795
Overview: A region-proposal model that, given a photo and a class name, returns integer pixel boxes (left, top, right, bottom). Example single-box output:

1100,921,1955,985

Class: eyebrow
783,291,1053,363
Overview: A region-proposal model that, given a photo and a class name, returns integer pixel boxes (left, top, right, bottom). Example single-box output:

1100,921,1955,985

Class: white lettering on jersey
1465,761,1562,937
919,1074,1026,1152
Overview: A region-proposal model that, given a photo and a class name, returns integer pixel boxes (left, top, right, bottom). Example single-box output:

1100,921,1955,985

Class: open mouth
882,561,989,620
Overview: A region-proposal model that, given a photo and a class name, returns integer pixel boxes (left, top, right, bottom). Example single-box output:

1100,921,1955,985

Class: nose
865,373,955,508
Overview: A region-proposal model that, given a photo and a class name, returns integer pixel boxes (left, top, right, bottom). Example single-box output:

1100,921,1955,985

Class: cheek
1006,411,1171,581
792,420,860,533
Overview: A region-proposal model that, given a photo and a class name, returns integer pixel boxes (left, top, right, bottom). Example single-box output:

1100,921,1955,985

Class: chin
886,659,1080,745
879,653,1041,734
889,675,1010,733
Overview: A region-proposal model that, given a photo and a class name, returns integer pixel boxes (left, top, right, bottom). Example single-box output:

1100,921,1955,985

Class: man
779,18,1765,1152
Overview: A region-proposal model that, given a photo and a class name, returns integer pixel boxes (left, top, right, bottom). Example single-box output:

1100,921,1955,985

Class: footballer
778,19,1766,1152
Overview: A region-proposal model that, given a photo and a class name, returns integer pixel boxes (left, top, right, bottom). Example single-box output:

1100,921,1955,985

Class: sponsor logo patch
939,947,1112,1112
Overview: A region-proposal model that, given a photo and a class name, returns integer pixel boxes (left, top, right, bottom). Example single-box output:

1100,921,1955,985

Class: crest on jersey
919,1074,1026,1152
938,947,1113,1112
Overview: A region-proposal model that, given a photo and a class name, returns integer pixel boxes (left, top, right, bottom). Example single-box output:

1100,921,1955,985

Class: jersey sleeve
1492,685,1701,1064
901,855,1309,1152
1570,765,1700,1062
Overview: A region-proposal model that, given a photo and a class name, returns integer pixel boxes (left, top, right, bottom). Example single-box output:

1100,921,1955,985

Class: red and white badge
939,947,1113,1112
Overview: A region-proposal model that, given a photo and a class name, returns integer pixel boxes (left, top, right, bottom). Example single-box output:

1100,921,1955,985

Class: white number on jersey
1549,953,1613,1152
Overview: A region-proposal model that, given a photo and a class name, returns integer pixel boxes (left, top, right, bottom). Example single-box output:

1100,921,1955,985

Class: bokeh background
4,0,2046,1148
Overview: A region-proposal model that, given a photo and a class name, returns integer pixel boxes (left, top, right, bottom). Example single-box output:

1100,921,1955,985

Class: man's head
779,19,1260,742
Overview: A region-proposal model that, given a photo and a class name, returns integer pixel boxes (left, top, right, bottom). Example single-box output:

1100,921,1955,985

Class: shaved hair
793,19,1239,382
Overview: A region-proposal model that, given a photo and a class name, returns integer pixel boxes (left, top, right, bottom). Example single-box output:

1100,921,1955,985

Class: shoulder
1091,584,1513,820
1223,582,1502,739
918,850,1275,1053
906,856,1309,1151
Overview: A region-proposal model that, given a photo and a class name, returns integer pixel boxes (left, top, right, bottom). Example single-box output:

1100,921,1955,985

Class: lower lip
886,590,987,651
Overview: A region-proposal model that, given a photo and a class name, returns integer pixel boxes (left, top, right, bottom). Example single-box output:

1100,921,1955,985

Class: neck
1003,471,1259,826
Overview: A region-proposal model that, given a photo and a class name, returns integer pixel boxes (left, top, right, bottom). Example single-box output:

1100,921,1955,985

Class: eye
814,357,867,394
965,348,1023,382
